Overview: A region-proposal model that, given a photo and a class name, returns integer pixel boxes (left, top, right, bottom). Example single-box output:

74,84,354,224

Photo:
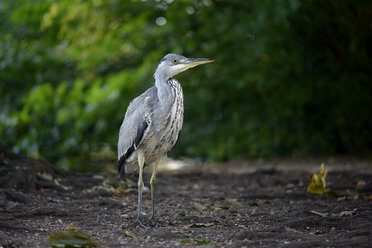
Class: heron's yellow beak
183,58,214,68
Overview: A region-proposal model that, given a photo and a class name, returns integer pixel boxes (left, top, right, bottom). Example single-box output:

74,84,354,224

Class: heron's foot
149,216,167,227
149,216,157,227
132,217,149,229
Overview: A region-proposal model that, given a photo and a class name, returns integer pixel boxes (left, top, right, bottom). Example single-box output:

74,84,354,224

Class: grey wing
117,87,158,175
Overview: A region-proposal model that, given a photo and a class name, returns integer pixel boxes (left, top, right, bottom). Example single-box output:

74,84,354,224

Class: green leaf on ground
124,230,136,238
189,223,215,228
178,212,186,217
46,230,104,248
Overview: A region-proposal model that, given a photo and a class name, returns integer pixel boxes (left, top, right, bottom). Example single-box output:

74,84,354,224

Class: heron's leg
149,159,160,226
133,150,148,229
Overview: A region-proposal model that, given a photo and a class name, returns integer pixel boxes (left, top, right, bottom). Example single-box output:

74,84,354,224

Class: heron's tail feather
118,155,139,179
117,143,136,176
117,155,126,176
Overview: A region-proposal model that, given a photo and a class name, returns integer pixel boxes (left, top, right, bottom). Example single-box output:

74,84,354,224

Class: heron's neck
154,74,177,103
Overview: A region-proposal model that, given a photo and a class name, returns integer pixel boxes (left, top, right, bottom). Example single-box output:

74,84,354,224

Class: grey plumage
117,53,213,228
117,86,158,175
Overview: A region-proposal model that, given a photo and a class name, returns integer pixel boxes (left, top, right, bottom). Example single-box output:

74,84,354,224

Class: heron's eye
172,59,178,64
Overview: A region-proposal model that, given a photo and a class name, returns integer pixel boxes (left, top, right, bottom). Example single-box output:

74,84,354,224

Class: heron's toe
150,219,157,227
133,217,149,229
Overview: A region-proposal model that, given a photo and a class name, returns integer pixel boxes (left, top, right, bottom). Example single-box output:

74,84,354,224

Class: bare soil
1,148,371,247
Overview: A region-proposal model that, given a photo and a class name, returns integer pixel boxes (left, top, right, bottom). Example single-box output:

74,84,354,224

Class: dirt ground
1,148,371,247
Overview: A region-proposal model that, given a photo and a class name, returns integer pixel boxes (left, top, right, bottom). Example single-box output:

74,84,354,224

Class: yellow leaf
124,230,136,238
193,202,207,211
355,181,365,190
285,226,297,232
363,195,372,201
116,187,126,193
307,163,328,194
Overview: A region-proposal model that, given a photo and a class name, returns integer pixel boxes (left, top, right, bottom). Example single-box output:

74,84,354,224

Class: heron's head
154,53,214,80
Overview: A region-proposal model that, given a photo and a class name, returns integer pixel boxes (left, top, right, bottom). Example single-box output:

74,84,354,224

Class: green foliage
1,0,371,171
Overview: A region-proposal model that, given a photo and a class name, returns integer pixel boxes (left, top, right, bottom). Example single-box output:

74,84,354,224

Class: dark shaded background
1,0,371,171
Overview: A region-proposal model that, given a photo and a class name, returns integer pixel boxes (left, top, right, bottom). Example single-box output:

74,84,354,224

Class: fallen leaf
213,205,229,211
338,210,356,217
307,163,328,194
178,212,186,217
66,225,81,231
227,198,240,205
285,226,297,232
124,230,136,238
189,222,214,228
309,209,356,217
179,238,191,243
310,210,329,217
362,195,372,201
87,178,129,194
37,172,53,181
92,175,105,180
193,202,207,211
178,238,216,245
116,187,126,193
54,179,71,191
355,181,365,190
46,230,104,248
337,196,346,201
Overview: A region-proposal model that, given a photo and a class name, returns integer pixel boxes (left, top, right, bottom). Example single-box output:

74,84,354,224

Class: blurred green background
1,0,371,172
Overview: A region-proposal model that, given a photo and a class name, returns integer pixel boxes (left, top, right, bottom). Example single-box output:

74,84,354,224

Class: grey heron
117,53,214,228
